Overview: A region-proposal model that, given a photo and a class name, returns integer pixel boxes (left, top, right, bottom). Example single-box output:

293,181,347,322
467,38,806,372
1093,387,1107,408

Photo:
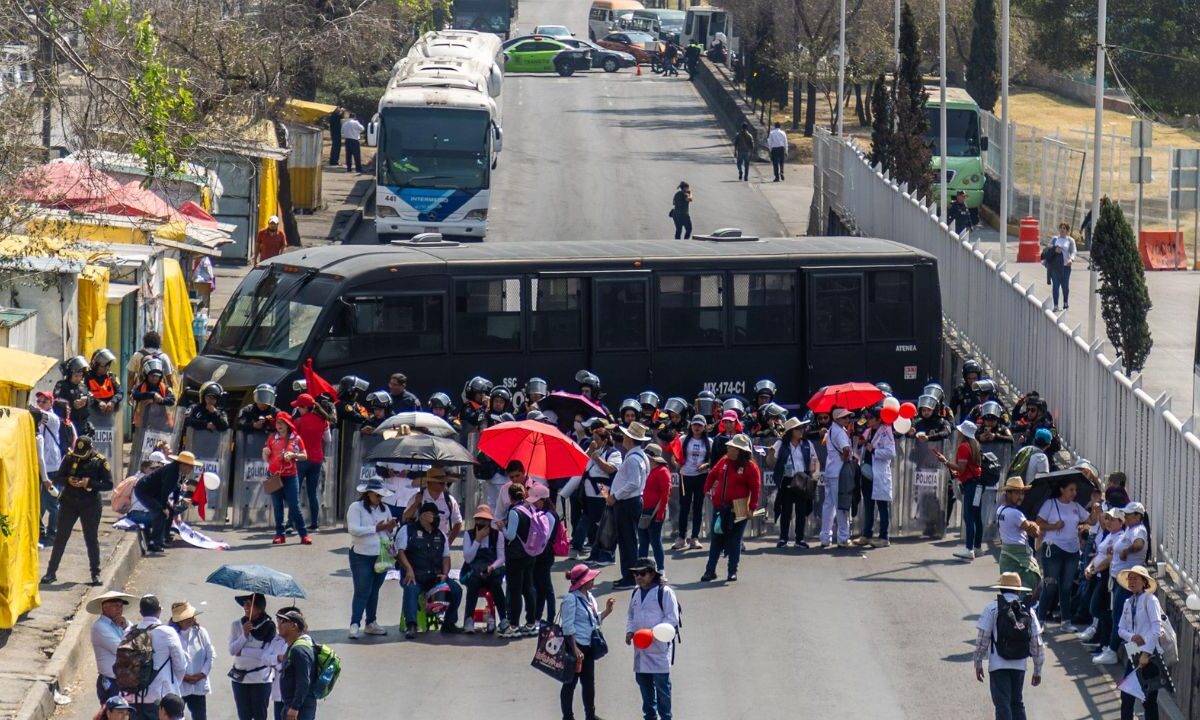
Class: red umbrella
478,420,589,479
806,382,885,413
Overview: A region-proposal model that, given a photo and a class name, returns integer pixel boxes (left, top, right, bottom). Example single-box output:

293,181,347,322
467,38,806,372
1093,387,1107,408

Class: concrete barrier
691,58,768,161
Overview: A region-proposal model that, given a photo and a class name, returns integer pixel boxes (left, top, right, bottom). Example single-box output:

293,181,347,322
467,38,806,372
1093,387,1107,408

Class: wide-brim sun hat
620,422,650,442
956,420,977,439
832,408,853,421
989,572,1031,593
355,478,394,498
567,563,602,592
526,482,551,503
169,450,203,467
645,443,667,464
473,504,495,522
1001,477,1029,492
781,416,807,433
170,601,202,623
726,434,753,453
85,590,135,615
1117,565,1157,593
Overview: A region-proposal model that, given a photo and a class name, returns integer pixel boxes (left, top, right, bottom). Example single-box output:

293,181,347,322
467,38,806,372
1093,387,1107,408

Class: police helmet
90,348,116,368
763,402,788,420
253,383,277,406
499,412,516,423
200,382,224,399
722,397,746,415
663,397,689,416
979,401,1004,419
490,386,512,401
753,379,777,398
462,376,494,403
428,392,452,409
695,395,717,417
962,359,983,379
365,391,392,410
575,370,601,391
142,357,165,379
922,383,945,403
916,394,939,411
526,410,546,422
526,377,548,398
875,382,894,397
1027,397,1047,413
338,375,369,396
637,391,661,410
62,355,88,376
695,390,716,401
619,398,640,415
972,379,997,395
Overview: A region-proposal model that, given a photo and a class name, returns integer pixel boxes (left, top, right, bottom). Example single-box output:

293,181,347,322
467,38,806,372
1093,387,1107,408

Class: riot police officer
655,397,690,446
911,394,953,441
950,359,995,421
238,383,279,434
518,377,549,419
751,379,777,413
54,355,94,437
427,392,462,432
637,391,661,425
361,391,392,433
42,436,113,586
185,382,230,432
694,390,718,423
460,376,494,432
617,398,640,427
574,369,612,419
129,359,175,432
336,375,370,426
86,348,123,417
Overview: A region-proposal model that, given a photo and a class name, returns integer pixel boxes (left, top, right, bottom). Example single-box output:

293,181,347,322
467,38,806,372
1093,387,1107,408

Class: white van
588,0,645,41
682,6,738,56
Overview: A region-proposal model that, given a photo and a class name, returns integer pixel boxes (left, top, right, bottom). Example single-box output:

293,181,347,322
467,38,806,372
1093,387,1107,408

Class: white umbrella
376,411,457,438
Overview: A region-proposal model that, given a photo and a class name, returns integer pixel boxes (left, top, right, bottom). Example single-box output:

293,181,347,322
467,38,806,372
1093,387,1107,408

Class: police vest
405,523,446,582
88,375,116,400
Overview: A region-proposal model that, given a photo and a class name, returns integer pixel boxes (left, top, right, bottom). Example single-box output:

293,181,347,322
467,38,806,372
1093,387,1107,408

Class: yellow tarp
161,258,196,381
0,346,57,407
78,264,110,360
281,99,338,126
257,157,280,235
0,408,41,628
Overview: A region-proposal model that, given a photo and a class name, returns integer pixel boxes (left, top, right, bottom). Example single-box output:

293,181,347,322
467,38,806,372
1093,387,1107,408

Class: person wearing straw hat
1097,501,1152,665
228,593,285,720
461,504,508,635
700,433,761,583
995,477,1043,593
609,421,652,590
559,563,616,720
169,601,214,720
128,449,203,554
403,466,464,544
972,572,1044,719
346,478,397,639
88,590,135,705
42,435,114,586
1116,564,1172,719
768,416,818,549
819,408,855,549
937,420,984,560
396,501,465,638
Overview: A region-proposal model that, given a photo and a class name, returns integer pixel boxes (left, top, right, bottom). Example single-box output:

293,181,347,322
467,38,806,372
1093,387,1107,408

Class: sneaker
486,617,497,634
1092,648,1119,665
852,537,870,546
726,573,738,582
498,624,520,638
837,541,853,549
90,572,102,587
1076,625,1098,641
364,623,387,636
776,540,789,548
671,538,687,551
405,626,417,640
953,549,975,561
1062,624,1083,634
39,573,56,584
272,535,286,545
820,543,832,550
875,539,891,547
349,624,360,639
689,538,703,550
570,548,583,560
795,540,810,549
464,618,476,634
300,536,313,545
1052,306,1060,312
519,623,538,637
700,571,716,582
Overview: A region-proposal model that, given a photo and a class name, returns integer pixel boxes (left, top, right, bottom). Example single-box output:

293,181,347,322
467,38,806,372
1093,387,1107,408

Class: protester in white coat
858,411,896,547
170,601,214,720
625,557,680,720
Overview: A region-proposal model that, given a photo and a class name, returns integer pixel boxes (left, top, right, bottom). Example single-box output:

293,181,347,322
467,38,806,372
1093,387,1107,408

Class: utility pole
939,0,948,224
999,0,1010,259
1088,0,1107,342
836,0,846,138
36,2,53,154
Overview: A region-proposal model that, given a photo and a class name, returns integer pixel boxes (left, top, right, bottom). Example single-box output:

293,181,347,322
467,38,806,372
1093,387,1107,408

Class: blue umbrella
206,564,306,599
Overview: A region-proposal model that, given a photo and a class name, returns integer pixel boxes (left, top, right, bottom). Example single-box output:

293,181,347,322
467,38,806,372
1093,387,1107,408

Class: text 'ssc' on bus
924,86,989,211
185,236,943,407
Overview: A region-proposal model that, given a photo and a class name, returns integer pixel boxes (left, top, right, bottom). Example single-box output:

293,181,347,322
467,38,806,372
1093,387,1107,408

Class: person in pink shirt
637,443,672,572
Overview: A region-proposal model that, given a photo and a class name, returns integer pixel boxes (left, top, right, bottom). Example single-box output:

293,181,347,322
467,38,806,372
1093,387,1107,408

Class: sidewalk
751,160,812,237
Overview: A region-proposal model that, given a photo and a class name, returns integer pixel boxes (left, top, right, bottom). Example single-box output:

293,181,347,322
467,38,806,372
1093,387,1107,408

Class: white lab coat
177,623,215,697
624,583,680,674
870,425,896,501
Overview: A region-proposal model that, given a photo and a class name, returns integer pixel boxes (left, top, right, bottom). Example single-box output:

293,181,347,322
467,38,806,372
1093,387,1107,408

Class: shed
0,308,37,353
197,120,288,265
281,99,338,212
0,346,57,406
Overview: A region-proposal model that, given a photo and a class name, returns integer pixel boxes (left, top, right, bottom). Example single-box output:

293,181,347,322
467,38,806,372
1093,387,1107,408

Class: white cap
268,215,280,225
148,451,168,465
1122,501,1146,516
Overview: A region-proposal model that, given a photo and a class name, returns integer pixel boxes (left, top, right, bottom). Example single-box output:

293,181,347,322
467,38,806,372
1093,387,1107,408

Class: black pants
46,495,102,576
506,555,536,627
615,497,642,583
988,669,1027,720
131,703,159,720
776,485,811,542
560,643,596,720
677,474,705,540
232,682,272,720
464,567,507,624
533,551,557,623
770,146,786,179
184,694,208,720
673,214,692,239
329,134,342,165
95,675,118,706
1120,661,1160,720
345,138,362,172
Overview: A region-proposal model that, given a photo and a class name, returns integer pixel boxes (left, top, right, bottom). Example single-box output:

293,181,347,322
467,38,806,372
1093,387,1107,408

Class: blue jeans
296,460,323,528
637,514,665,571
988,668,1027,720
40,484,59,540
1109,584,1131,651
126,509,167,548
962,482,983,551
1050,264,1071,307
349,549,386,625
1039,544,1079,621
635,672,672,720
705,509,747,576
402,575,462,627
271,475,308,539
735,151,750,179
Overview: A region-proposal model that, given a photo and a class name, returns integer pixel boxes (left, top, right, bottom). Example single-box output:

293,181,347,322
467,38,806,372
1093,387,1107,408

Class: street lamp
939,0,947,224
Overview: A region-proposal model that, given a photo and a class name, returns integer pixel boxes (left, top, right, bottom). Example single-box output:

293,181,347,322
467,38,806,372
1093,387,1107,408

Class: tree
965,0,998,112
1091,197,1153,373
868,72,894,172
891,3,932,199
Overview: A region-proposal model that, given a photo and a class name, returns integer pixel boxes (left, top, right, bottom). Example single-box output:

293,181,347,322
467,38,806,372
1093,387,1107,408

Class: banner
114,517,231,550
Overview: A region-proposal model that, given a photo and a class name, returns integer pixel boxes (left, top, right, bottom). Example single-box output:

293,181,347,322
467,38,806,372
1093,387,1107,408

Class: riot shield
232,431,272,528
185,426,234,524
90,409,124,476
340,431,384,518
894,437,948,538
129,403,182,476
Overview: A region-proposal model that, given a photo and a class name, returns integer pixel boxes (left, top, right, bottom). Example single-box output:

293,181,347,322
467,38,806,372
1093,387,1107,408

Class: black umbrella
365,432,476,467
1020,468,1100,518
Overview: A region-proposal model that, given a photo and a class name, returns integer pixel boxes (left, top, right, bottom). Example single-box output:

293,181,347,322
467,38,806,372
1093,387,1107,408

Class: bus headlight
377,206,398,218
970,174,981,185
464,209,488,221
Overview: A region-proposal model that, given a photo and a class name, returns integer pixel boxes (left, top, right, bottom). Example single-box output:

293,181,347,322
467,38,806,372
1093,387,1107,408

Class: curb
14,530,142,720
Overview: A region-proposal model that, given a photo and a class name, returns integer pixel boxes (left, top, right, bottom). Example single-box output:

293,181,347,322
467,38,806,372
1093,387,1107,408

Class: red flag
191,479,207,521
303,358,339,402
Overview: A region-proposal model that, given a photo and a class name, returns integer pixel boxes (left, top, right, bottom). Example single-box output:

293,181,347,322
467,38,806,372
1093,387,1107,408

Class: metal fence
812,129,1200,594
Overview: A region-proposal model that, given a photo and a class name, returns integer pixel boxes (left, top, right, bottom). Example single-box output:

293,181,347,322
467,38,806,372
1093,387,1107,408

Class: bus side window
810,274,863,345
867,271,914,340
531,277,583,350
732,272,795,344
455,278,522,352
595,279,646,351
658,273,724,347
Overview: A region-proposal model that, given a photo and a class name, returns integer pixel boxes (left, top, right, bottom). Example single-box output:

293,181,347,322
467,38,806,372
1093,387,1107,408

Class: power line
1109,45,1200,67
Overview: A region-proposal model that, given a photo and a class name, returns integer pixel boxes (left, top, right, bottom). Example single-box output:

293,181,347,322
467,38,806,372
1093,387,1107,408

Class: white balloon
882,397,901,410
1187,593,1200,612
652,622,676,643
202,471,221,490
892,417,912,434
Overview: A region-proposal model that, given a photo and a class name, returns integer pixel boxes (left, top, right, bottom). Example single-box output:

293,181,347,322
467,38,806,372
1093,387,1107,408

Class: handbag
264,474,284,495
668,208,675,218
374,536,393,574
577,595,609,660
531,622,576,683
595,506,618,551
638,509,655,530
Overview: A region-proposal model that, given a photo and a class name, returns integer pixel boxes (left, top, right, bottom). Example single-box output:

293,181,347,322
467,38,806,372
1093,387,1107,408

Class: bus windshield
379,107,491,190
924,108,981,158
206,268,331,364
451,0,510,33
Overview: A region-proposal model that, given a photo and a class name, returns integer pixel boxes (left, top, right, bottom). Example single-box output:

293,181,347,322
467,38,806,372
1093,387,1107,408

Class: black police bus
185,235,942,406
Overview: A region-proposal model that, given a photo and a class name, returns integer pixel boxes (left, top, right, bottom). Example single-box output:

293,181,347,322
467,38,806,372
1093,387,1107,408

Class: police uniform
237,403,279,434
185,403,230,432
54,378,95,437
44,439,113,584
86,370,123,411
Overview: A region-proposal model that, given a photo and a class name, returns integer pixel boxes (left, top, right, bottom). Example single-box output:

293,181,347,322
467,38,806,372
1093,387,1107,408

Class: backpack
293,636,342,700
1159,611,1179,665
993,595,1033,661
1007,446,1036,480
551,515,570,557
112,476,138,514
514,504,553,556
979,452,1002,487
113,623,162,693
632,584,684,663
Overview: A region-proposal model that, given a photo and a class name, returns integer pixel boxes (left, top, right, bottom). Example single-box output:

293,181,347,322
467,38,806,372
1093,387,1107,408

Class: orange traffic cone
636,63,642,76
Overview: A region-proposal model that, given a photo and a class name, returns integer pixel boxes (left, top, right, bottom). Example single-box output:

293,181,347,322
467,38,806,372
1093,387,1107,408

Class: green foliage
965,0,999,112
1091,197,1153,373
892,3,932,200
869,72,894,173
339,87,386,124
0,513,9,537
128,15,195,178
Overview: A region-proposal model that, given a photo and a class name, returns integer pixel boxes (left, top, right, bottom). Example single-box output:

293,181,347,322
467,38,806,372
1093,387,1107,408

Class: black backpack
993,595,1033,660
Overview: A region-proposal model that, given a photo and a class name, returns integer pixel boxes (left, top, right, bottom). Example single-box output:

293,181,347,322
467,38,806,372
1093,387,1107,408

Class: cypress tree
965,0,999,112
892,3,932,200
1091,197,1153,373
869,72,894,173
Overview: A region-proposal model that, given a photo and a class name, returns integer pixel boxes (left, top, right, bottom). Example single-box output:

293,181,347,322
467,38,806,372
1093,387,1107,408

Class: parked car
503,38,592,76
561,37,637,72
596,31,663,64
532,24,574,39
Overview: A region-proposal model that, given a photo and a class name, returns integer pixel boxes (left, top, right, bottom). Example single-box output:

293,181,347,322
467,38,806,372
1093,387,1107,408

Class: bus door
806,271,868,391
590,274,652,394
527,274,588,398
859,269,922,394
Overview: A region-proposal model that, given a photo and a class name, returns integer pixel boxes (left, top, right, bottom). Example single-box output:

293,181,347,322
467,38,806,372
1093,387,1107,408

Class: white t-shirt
1110,523,1149,576
680,436,709,476
416,490,462,537
977,593,1043,672
1036,499,1090,553
771,439,817,476
824,423,851,479
996,503,1028,545
1088,529,1122,574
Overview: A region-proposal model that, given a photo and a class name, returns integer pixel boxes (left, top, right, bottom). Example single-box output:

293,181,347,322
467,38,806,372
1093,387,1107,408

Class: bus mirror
494,126,504,152
366,117,379,148
980,136,989,151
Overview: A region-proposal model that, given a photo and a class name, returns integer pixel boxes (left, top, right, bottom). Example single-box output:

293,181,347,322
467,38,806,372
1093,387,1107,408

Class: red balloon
880,406,899,424
898,402,917,420
633,628,655,649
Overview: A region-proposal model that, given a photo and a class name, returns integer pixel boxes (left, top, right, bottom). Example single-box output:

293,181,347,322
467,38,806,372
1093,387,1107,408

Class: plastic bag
596,506,618,551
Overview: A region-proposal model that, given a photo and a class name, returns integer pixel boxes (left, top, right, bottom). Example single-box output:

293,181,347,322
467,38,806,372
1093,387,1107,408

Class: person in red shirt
638,443,672,572
936,420,984,561
291,394,331,531
701,434,761,583
256,215,286,262
263,413,310,545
